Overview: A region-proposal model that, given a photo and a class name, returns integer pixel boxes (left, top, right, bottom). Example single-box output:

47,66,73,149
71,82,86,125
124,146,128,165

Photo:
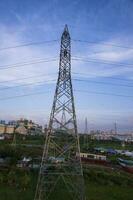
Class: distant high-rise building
0,120,6,125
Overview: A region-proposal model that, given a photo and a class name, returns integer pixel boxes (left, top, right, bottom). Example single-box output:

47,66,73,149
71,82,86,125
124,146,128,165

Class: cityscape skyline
0,0,133,132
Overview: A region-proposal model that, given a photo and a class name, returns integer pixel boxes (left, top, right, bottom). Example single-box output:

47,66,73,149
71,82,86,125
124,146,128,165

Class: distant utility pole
44,124,48,136
34,25,86,200
12,132,16,147
84,117,88,148
84,117,88,134
114,122,117,135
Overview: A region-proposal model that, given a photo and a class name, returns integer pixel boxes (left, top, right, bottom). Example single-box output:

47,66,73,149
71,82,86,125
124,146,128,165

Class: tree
20,173,30,191
7,170,16,186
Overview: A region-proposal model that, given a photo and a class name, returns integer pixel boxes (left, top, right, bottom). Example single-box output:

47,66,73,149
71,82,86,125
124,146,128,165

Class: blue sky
0,0,133,132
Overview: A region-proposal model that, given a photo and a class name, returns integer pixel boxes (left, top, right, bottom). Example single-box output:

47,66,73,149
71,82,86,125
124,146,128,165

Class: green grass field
80,137,133,151
0,167,133,200
86,184,133,200
0,136,133,200
0,182,132,200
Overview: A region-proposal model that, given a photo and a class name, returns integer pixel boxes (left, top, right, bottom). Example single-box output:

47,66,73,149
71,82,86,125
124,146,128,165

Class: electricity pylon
84,117,88,148
34,25,85,200
114,122,117,135
12,132,16,147
84,118,88,135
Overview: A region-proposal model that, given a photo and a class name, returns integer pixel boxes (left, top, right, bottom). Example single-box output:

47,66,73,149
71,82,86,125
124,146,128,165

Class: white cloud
0,24,59,87
1,22,133,86
72,37,133,79
89,40,133,62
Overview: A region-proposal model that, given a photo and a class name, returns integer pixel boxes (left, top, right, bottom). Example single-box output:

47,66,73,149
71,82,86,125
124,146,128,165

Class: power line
0,91,51,101
72,72,133,82
72,56,133,68
0,77,132,92
0,37,131,53
0,88,133,101
72,39,133,50
0,73,57,84
0,79,56,91
0,40,58,51
75,89,133,99
73,78,133,88
2,37,129,52
0,57,58,70
0,71,131,87
0,55,132,71
2,37,130,52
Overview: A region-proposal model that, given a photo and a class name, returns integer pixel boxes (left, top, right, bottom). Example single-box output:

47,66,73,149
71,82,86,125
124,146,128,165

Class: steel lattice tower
84,117,88,135
84,117,88,148
34,25,85,200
